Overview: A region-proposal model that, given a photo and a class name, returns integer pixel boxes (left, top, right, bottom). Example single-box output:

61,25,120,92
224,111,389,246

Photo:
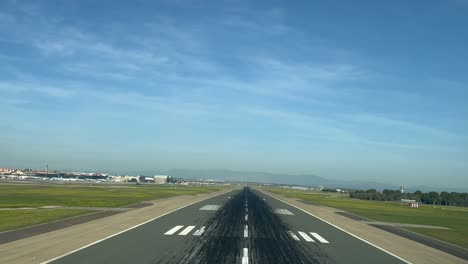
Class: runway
46,187,407,264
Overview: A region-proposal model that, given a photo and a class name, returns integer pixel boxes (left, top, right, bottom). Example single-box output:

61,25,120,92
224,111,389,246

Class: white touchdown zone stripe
288,231,300,241
179,226,196,236
244,225,248,237
310,232,329,243
193,226,205,236
164,225,184,235
298,231,314,242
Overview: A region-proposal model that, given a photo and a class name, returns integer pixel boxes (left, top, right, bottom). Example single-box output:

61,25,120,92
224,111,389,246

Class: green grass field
0,209,93,232
0,183,223,208
0,183,223,232
267,188,468,249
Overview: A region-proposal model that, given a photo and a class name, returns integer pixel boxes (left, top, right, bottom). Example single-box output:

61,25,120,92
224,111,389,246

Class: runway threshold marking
298,231,314,242
179,226,196,236
164,225,184,235
310,232,329,243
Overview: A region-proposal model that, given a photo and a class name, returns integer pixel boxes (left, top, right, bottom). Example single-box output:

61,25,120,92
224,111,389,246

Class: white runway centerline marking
298,231,314,242
245,214,248,221
244,225,248,237
310,232,329,243
164,225,184,235
179,226,196,236
199,205,222,210
274,209,294,215
242,248,249,264
193,226,205,236
288,231,300,241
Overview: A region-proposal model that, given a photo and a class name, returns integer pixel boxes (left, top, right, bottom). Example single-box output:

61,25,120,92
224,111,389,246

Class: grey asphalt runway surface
47,187,407,264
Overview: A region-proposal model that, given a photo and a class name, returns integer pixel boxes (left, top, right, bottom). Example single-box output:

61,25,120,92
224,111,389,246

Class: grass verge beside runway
0,209,94,232
266,188,468,249
0,184,223,208
0,183,223,232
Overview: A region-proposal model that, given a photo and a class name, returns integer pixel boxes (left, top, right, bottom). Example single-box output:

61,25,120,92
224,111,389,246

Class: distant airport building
144,177,155,183
154,175,173,184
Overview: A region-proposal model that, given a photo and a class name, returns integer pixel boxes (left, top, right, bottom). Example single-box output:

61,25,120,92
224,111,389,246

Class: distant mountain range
101,168,466,193
158,169,466,193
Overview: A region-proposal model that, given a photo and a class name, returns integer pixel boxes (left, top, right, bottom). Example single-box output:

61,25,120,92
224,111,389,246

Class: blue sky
1,0,467,188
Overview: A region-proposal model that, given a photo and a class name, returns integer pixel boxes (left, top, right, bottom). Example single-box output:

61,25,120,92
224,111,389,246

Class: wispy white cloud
341,113,460,139
0,81,75,98
245,107,360,142
245,106,467,152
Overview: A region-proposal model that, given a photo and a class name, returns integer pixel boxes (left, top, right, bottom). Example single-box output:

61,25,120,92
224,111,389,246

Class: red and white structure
409,202,419,208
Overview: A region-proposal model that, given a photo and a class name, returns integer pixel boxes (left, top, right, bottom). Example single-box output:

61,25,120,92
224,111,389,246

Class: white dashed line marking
242,248,248,264
244,225,249,237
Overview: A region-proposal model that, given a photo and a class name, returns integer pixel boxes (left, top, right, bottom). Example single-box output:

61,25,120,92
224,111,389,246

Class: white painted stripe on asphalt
193,226,206,236
40,191,229,264
288,231,300,241
310,232,329,243
275,209,294,215
179,225,196,236
245,214,248,221
244,225,248,237
260,191,412,264
164,225,184,235
298,231,314,242
242,248,249,264
198,226,206,236
199,205,222,210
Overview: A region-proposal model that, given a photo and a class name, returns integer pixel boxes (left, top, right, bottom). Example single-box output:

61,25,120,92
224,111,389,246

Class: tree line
348,189,468,207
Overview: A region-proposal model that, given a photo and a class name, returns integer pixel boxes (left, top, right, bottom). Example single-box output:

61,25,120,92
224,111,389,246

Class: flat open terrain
0,183,223,232
267,188,468,249
0,209,94,232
